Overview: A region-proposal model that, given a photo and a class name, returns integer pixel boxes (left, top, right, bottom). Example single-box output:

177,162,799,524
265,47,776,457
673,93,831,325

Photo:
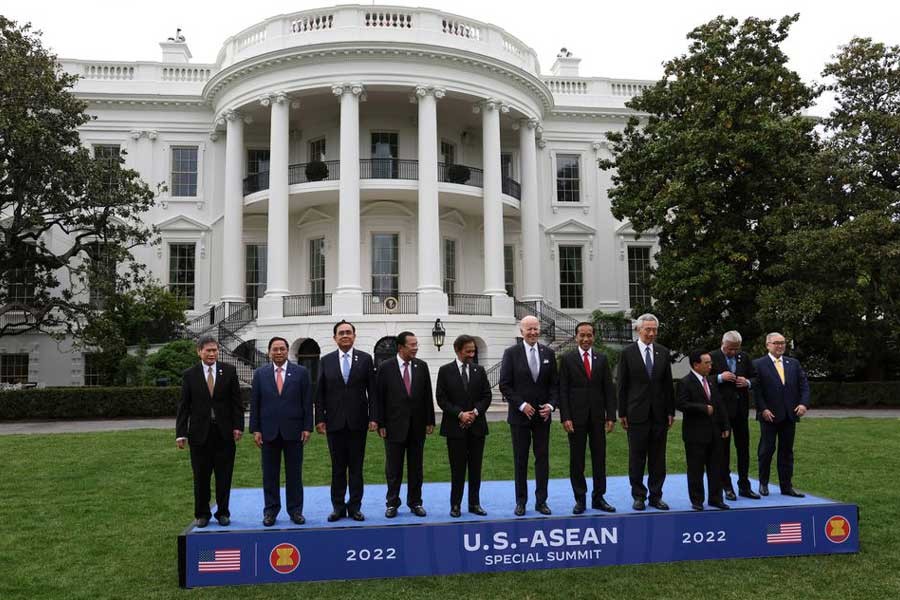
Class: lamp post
432,318,446,351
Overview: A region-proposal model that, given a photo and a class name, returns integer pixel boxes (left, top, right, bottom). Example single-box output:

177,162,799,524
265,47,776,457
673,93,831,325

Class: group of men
175,313,810,527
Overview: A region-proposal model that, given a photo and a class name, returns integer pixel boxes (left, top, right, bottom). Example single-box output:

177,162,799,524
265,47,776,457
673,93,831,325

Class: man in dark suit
710,330,760,500
176,334,244,527
314,320,377,522
617,313,675,511
436,334,492,518
375,331,435,518
250,336,313,526
753,332,810,498
559,322,617,514
677,350,731,511
499,315,558,516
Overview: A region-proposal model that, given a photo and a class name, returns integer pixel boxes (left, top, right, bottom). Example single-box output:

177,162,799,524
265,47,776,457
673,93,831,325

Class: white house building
2,5,658,387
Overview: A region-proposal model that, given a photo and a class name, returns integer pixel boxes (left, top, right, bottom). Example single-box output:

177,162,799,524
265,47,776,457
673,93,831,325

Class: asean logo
269,543,301,574
824,515,851,544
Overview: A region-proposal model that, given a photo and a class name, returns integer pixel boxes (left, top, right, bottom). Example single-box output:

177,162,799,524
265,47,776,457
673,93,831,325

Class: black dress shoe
385,506,398,518
514,504,526,516
781,488,806,498
349,510,365,522
195,517,209,528
263,514,276,527
632,498,646,511
535,503,552,515
759,483,769,496
216,515,230,526
691,503,704,511
290,512,305,525
649,500,670,511
739,489,761,499
709,501,730,510
411,505,427,517
724,490,737,502
572,502,586,515
327,510,345,522
468,505,487,516
450,505,462,518
593,498,617,513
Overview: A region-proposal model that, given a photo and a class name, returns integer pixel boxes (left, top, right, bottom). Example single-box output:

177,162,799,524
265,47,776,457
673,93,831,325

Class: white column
519,118,542,301
332,83,364,315
221,110,244,303
415,85,448,316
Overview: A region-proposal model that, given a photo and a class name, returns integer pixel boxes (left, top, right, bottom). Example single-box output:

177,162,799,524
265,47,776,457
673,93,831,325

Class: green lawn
1,419,898,599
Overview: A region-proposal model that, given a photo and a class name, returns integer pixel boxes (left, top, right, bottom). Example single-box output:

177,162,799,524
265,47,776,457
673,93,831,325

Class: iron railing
183,302,250,338
283,293,333,317
438,162,484,188
359,158,418,180
243,171,270,195
362,292,418,314
502,176,521,199
448,293,492,316
289,160,341,185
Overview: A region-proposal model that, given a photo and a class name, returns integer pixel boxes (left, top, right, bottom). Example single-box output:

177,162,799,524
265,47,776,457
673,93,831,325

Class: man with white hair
616,314,675,511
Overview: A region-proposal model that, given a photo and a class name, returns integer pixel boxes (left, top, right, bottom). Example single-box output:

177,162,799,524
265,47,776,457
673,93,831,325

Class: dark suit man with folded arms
753,332,810,498
314,320,377,522
677,350,731,511
559,322,617,514
250,336,313,527
176,334,244,528
375,331,435,518
436,334,492,518
710,330,759,500
617,313,674,511
499,315,558,516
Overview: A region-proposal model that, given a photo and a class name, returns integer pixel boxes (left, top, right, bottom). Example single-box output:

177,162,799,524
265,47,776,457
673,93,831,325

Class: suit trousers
189,425,235,519
447,433,486,507
261,434,304,516
758,419,796,490
326,428,368,512
685,439,723,505
510,418,551,505
568,419,608,502
384,428,425,508
720,414,751,492
627,420,668,502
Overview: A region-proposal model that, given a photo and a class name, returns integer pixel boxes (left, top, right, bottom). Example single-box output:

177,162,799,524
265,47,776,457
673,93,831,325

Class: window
0,354,29,384
504,245,516,297
371,132,398,178
245,245,267,311
171,146,198,197
168,243,196,309
559,246,584,309
308,138,326,162
371,234,399,299
86,242,116,309
247,149,270,176
443,239,457,297
628,246,652,309
440,141,456,165
309,238,325,306
5,244,36,306
556,154,581,203
83,353,104,387
93,144,120,193
501,153,513,179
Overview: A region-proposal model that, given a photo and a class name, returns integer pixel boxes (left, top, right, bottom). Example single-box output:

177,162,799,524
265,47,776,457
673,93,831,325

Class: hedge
0,387,251,421
807,381,900,408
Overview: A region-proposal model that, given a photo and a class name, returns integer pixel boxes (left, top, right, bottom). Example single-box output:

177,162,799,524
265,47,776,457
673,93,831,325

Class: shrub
305,160,329,182
445,163,471,184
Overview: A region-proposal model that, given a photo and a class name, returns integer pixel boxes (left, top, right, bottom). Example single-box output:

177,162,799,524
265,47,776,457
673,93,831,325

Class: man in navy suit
753,332,810,497
250,336,313,526
499,315,558,516
314,320,377,522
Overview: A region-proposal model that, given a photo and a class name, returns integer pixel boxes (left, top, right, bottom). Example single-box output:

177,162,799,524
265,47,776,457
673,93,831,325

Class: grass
1,418,898,599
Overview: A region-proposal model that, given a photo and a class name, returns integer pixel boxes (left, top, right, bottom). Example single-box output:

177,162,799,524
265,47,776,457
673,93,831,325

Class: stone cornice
78,94,210,109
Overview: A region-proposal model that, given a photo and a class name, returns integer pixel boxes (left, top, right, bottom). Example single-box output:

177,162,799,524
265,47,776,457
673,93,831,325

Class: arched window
293,338,321,395
373,336,397,366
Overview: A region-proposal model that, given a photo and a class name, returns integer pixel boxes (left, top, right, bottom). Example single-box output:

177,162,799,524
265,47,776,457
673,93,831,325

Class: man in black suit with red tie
617,313,674,511
436,334,492,518
176,334,244,528
314,320,377,522
559,322,617,515
499,315,558,516
677,350,731,511
710,330,760,500
375,331,435,518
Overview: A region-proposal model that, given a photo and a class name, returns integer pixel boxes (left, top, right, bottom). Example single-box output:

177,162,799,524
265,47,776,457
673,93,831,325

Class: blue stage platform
178,475,859,588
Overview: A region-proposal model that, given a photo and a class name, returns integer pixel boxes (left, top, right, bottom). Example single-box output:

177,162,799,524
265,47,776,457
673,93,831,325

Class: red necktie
583,351,592,380
276,367,284,394
403,362,412,396
702,376,710,400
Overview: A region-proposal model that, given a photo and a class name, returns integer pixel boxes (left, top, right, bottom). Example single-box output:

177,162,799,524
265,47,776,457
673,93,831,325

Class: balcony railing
438,163,484,188
283,293,333,316
502,177,521,200
359,158,418,180
448,293,492,316
363,292,418,314
289,160,341,185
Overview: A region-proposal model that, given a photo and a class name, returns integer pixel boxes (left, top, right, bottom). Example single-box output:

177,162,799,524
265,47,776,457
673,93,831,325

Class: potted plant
446,163,471,184
305,160,329,182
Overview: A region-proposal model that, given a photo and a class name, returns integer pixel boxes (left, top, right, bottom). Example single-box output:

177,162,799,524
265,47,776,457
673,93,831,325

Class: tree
0,16,157,337
600,15,819,356
758,38,900,379
144,340,198,386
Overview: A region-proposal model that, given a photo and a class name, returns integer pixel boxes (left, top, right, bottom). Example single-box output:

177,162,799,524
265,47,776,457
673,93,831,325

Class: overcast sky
4,0,899,117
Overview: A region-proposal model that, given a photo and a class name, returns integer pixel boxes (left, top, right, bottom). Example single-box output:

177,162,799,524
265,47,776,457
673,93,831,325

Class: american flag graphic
766,522,802,544
198,549,241,573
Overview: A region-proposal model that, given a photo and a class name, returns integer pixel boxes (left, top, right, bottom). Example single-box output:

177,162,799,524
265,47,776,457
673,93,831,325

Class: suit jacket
436,360,492,438
313,349,376,432
249,361,313,441
558,348,616,425
677,372,730,443
375,357,435,443
616,342,675,425
710,349,756,421
752,355,810,423
176,362,244,445
498,341,558,426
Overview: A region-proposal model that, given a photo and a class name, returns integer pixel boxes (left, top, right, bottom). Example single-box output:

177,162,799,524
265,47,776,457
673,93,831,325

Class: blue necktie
341,353,351,384
727,356,736,373
644,346,653,377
